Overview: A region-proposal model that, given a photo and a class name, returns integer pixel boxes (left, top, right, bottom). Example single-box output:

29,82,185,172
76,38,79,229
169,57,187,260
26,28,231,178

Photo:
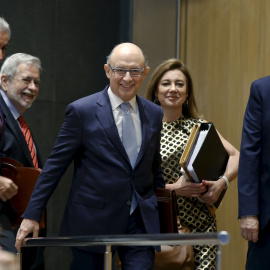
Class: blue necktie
120,102,138,167
120,102,138,213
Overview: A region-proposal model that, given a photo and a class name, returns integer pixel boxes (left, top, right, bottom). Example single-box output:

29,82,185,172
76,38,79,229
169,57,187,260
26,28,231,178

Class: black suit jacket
0,95,42,167
0,94,42,220
0,103,3,174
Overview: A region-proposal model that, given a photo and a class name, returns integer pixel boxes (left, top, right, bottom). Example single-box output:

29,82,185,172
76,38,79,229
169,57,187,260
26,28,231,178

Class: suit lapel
0,95,34,166
95,88,152,168
136,97,151,163
95,88,129,162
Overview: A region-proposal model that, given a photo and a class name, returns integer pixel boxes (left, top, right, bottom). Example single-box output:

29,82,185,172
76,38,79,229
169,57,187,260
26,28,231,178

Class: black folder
180,123,229,209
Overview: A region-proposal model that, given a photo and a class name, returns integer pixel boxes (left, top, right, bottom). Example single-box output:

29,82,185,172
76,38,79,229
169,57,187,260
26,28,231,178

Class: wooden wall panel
180,0,270,269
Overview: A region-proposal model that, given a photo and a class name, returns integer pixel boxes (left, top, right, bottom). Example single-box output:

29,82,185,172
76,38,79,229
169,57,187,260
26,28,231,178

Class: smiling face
1,63,40,114
104,43,150,102
157,69,188,112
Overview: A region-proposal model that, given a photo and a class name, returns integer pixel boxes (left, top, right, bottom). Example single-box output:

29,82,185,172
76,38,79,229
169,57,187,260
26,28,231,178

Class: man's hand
0,176,18,201
15,219,39,251
240,216,259,243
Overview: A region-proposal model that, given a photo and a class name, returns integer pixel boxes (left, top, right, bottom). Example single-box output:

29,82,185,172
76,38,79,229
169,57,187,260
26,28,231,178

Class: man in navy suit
238,76,270,269
16,42,165,270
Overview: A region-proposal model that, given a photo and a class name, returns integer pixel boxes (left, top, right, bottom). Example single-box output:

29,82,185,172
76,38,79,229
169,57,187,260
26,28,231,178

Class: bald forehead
110,43,146,67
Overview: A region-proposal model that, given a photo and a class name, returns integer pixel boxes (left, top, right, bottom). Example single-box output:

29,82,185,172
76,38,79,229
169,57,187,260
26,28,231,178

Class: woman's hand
200,178,226,205
166,175,207,197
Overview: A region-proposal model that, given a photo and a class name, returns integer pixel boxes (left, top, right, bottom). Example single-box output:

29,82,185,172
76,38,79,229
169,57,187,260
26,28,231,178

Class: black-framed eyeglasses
108,64,145,77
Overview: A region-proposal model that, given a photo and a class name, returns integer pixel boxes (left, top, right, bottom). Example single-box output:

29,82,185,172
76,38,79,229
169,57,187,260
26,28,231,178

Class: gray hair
0,53,41,87
106,42,148,67
0,17,11,39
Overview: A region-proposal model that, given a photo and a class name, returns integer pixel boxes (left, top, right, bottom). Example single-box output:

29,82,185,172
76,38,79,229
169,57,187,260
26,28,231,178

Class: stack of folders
179,122,229,209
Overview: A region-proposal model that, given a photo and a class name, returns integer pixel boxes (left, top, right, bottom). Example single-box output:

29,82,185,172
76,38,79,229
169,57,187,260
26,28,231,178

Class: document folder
1,157,45,228
179,123,229,209
155,188,179,233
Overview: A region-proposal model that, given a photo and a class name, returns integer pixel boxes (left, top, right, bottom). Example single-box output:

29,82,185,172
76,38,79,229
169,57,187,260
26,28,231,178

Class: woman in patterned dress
146,59,239,270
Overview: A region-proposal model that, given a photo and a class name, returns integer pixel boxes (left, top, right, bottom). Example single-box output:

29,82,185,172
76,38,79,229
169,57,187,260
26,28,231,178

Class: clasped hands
169,175,226,205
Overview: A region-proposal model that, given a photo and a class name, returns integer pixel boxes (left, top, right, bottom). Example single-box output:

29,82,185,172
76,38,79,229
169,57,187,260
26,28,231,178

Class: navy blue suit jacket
23,86,165,251
238,76,270,231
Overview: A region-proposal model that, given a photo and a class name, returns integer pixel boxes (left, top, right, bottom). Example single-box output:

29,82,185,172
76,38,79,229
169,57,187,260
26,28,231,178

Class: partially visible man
16,42,165,270
0,16,14,197
0,53,44,269
0,16,19,255
0,17,10,62
238,76,270,269
0,17,15,208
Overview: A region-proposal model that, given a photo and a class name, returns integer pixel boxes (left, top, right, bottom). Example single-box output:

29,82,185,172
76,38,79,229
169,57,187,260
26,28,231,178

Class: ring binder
179,123,229,210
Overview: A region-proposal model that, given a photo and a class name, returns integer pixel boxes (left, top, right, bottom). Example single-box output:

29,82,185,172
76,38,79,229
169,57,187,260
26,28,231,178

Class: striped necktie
18,115,39,168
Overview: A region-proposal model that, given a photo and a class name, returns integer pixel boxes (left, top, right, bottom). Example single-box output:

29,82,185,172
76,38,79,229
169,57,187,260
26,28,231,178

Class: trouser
246,220,270,270
70,207,155,270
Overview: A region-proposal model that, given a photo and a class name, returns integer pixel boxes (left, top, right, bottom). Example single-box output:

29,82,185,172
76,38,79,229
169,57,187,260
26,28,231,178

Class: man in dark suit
0,16,15,199
0,19,20,254
238,76,270,269
16,42,165,270
0,53,44,269
0,17,10,63
0,17,17,214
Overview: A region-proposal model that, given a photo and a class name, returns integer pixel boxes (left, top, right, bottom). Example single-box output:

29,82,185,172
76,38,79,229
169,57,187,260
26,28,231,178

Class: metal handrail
23,231,230,270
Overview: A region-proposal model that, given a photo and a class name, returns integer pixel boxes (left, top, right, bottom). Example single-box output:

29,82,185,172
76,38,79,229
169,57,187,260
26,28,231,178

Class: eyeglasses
108,64,145,77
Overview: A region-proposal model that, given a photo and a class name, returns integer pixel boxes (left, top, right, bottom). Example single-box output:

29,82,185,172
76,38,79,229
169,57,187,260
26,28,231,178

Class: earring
154,97,160,105
183,99,188,108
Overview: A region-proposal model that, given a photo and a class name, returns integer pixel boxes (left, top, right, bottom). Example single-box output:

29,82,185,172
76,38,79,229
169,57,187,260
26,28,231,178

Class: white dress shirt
108,87,142,154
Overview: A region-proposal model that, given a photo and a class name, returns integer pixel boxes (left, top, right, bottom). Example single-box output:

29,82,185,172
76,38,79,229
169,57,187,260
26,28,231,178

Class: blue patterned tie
120,102,138,167
120,102,138,213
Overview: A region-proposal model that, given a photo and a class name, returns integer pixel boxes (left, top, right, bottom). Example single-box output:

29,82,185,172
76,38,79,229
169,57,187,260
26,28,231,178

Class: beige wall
133,0,270,269
132,0,179,96
180,0,270,269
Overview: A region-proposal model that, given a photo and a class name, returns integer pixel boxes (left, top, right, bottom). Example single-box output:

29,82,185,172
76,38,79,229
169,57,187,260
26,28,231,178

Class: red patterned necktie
18,115,39,168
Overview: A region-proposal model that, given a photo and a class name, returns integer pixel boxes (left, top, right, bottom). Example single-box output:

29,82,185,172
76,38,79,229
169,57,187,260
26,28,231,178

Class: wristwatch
219,175,229,189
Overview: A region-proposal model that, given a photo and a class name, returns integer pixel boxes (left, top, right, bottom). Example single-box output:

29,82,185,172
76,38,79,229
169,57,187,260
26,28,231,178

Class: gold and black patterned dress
160,116,217,270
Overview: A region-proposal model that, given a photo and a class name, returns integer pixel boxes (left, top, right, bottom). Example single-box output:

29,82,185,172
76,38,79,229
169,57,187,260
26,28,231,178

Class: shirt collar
0,89,20,120
108,87,137,112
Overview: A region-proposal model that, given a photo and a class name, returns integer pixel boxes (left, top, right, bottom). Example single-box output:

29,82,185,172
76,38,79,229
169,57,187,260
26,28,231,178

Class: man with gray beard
0,53,44,270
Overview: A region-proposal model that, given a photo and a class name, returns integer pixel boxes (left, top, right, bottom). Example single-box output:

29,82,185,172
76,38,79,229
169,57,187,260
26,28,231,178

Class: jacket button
126,200,131,206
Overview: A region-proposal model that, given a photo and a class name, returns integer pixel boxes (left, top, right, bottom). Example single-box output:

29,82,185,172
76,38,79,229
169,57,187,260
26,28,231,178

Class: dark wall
0,0,132,268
